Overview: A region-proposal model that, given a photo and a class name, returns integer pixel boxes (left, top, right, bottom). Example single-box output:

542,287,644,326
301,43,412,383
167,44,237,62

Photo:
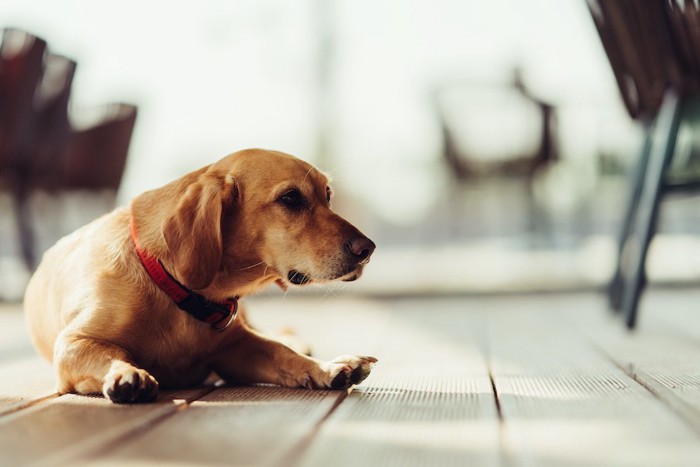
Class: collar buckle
212,303,238,332
175,294,238,331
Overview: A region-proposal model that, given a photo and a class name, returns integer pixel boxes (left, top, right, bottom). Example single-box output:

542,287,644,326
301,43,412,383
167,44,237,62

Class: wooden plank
488,294,700,467
298,300,501,467
82,385,344,467
76,298,386,466
0,307,58,415
0,387,214,466
576,290,700,437
0,296,378,466
6,293,700,466
0,356,57,415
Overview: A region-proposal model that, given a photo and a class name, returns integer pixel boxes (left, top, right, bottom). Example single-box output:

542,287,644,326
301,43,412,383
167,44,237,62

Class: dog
24,149,377,403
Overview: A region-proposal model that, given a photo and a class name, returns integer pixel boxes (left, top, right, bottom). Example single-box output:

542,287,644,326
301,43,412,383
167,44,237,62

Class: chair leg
608,121,652,312
622,90,682,329
10,181,36,272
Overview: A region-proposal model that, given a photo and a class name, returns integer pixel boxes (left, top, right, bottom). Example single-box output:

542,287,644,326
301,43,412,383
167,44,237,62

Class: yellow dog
25,149,376,403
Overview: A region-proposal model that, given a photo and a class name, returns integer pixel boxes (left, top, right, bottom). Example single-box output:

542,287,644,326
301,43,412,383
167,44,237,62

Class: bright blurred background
2,0,700,301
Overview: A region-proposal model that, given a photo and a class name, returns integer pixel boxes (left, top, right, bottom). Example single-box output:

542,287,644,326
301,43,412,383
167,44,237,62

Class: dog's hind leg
53,332,159,403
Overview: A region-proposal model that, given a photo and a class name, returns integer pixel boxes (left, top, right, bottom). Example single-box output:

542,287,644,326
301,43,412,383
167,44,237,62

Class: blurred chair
0,28,137,273
63,103,137,195
434,69,558,239
436,70,557,182
18,53,77,270
0,29,47,271
589,0,700,328
28,54,76,190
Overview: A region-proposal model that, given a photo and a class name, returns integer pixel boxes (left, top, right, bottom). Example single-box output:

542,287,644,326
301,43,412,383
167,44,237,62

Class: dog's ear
161,174,226,290
132,168,234,290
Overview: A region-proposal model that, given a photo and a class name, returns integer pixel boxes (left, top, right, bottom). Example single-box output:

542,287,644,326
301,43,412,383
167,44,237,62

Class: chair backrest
62,103,137,191
29,54,76,188
588,0,700,120
664,2,700,91
0,29,47,170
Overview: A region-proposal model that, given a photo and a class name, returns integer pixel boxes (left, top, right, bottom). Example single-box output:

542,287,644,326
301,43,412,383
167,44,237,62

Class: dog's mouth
286,265,363,285
287,270,312,285
342,273,360,282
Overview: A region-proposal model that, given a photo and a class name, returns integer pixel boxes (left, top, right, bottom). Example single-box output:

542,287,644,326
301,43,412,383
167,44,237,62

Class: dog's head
131,149,375,295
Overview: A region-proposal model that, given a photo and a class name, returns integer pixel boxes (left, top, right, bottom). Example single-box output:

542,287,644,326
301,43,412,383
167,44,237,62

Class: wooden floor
3,289,700,466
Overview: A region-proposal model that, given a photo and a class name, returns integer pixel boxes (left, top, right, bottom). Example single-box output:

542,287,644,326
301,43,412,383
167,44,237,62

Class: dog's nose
345,237,376,263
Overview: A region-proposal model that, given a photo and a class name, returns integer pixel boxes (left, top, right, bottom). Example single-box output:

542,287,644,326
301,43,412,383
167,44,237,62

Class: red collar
130,218,237,332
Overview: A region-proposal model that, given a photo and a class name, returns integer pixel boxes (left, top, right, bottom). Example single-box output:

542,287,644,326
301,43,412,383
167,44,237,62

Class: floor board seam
590,337,700,439
280,388,351,467
0,392,59,418
488,358,516,467
35,385,218,467
488,371,503,422
628,367,700,436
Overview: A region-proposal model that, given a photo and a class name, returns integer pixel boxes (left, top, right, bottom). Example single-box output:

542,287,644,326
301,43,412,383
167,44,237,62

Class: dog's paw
103,366,159,403
328,355,377,390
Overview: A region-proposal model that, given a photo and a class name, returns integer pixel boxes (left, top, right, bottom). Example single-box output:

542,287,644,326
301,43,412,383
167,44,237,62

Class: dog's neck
130,216,239,331
129,206,283,302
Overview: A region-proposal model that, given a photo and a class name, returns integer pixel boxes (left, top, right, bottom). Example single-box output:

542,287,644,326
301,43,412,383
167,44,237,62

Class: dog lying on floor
24,149,376,403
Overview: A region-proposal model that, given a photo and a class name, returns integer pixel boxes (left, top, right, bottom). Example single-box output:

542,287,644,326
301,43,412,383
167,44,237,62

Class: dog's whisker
323,282,340,300
301,166,315,186
322,287,333,300
237,261,265,271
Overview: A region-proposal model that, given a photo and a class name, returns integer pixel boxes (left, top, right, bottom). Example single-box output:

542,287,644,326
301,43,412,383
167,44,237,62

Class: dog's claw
103,368,159,403
328,355,377,390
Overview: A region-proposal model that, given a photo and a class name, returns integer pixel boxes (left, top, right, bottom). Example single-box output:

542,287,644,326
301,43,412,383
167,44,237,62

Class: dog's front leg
53,332,158,403
212,327,376,390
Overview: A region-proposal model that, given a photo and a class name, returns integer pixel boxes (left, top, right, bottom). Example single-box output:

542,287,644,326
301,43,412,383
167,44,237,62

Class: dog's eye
278,189,304,209
326,188,332,205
